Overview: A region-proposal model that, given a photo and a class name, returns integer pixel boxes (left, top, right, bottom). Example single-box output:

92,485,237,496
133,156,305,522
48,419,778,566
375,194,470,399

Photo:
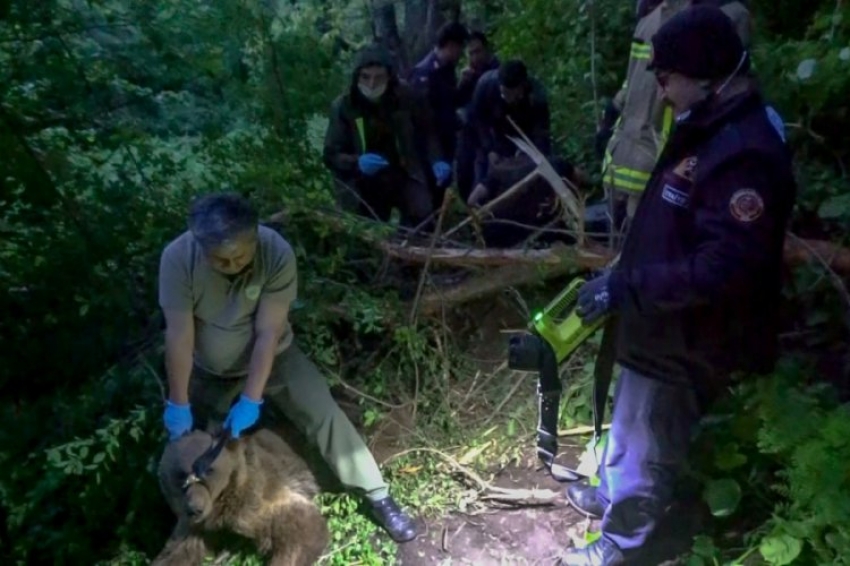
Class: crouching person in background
323,42,449,231
467,153,581,248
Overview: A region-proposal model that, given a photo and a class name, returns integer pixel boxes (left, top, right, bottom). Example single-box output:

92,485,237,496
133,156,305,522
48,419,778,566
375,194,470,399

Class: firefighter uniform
601,0,751,236
562,6,796,565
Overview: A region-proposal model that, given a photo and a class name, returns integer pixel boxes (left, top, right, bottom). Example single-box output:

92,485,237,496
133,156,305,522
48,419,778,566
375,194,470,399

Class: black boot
370,496,418,543
565,483,605,519
559,537,626,566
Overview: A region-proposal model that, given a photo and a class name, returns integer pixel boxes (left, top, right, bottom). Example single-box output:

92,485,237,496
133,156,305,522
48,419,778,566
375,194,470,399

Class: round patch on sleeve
245,285,261,301
729,188,764,223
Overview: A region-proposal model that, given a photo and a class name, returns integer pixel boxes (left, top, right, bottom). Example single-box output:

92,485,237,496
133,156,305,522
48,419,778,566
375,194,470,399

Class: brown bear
153,428,330,566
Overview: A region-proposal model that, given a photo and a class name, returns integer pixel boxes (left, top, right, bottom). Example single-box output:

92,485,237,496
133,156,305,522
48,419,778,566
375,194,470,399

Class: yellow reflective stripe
658,106,674,155
630,41,651,60
605,172,648,192
355,117,366,152
614,167,651,182
602,151,651,192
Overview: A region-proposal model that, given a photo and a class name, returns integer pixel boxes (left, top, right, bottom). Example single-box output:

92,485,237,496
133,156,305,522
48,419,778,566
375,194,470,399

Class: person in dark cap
455,30,501,201
559,5,795,565
467,58,551,188
323,42,448,229
408,21,470,203
598,0,751,244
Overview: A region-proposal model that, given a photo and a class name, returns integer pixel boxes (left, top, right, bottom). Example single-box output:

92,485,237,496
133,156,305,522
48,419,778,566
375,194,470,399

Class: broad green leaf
714,443,747,471
796,58,817,81
703,478,741,517
759,534,802,565
818,193,850,219
692,535,718,558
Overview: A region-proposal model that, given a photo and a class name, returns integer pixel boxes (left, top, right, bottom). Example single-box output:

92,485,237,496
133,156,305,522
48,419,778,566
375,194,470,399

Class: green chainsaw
507,275,617,482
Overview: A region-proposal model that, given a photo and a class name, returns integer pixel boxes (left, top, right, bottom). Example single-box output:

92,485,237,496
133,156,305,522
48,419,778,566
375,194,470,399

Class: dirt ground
341,297,708,565
394,455,587,566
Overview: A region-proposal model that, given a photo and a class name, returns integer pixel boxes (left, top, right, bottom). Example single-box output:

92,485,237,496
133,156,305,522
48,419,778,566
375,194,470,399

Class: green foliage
490,0,634,169
687,364,850,564
3,0,850,564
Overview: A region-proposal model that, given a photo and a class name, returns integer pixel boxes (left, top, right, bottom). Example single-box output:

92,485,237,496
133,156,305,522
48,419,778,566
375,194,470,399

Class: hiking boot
559,537,626,566
370,496,418,543
565,483,605,519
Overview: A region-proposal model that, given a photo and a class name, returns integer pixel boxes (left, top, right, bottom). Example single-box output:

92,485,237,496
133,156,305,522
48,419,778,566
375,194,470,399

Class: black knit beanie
649,5,749,81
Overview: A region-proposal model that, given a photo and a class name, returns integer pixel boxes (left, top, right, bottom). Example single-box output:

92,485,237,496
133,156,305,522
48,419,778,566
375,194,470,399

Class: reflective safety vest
602,0,751,194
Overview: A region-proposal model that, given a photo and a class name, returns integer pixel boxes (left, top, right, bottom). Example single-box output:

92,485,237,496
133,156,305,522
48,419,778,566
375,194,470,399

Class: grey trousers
189,342,390,501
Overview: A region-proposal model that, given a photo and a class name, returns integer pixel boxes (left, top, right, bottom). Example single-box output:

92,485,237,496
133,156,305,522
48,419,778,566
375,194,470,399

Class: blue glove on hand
432,160,451,185
576,272,614,324
224,394,264,438
164,400,193,441
358,153,389,176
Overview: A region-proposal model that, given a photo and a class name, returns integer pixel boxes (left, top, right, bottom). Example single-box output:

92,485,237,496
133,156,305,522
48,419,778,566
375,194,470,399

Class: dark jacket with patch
407,50,461,159
468,69,552,159
608,87,796,393
323,47,442,185
456,56,501,111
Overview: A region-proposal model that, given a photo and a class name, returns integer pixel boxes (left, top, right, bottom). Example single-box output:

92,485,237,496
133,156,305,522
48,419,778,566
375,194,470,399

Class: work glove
576,272,615,324
223,394,264,438
163,400,193,441
358,153,390,176
432,160,451,185
467,184,490,208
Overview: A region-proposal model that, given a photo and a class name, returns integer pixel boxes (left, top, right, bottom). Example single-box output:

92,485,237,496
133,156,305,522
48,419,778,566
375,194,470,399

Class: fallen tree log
384,235,850,274
418,262,578,315
415,235,850,316
383,240,614,268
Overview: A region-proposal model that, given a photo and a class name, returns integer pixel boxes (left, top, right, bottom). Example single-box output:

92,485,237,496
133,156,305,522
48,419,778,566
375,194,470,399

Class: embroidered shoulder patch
729,188,764,223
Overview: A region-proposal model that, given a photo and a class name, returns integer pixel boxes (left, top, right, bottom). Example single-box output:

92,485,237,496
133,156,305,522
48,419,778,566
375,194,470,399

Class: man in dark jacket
408,22,470,169
323,43,449,229
468,59,551,188
560,6,795,565
456,30,501,200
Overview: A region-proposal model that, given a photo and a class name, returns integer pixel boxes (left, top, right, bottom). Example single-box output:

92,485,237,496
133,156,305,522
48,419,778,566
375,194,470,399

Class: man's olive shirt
158,226,297,377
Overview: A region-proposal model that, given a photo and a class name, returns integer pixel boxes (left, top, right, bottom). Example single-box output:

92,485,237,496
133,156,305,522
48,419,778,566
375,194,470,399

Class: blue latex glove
163,400,193,441
432,160,451,184
223,394,264,438
358,153,389,176
576,272,614,324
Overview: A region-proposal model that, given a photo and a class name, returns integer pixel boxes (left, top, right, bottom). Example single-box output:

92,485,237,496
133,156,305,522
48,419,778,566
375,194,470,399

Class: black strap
191,427,233,480
533,334,582,482
591,316,619,448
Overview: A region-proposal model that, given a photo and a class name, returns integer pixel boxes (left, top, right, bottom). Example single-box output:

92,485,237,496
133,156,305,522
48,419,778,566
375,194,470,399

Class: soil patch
396,455,585,566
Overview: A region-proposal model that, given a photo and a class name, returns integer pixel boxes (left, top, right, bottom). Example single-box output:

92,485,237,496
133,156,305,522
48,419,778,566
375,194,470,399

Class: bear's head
158,430,243,524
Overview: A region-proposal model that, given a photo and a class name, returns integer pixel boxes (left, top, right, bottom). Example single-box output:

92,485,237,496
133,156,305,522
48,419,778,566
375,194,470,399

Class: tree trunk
372,0,408,75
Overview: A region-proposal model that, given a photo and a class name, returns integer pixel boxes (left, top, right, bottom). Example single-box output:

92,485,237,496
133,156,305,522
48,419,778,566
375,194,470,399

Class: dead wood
383,240,615,268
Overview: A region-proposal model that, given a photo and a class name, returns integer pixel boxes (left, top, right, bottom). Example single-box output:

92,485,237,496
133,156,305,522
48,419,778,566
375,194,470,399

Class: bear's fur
153,428,329,566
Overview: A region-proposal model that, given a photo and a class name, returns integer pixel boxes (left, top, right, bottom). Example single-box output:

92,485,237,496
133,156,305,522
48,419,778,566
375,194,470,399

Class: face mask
358,82,387,101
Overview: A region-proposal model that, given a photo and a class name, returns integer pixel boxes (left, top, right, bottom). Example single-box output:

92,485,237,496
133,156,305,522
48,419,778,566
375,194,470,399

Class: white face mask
358,82,387,101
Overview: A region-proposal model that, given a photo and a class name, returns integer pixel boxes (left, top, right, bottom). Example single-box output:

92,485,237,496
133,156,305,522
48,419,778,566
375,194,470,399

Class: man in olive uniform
323,42,450,228
158,192,418,543
599,0,751,241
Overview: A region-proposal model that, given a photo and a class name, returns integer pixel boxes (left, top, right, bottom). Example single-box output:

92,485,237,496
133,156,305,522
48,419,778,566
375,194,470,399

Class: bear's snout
183,485,211,523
